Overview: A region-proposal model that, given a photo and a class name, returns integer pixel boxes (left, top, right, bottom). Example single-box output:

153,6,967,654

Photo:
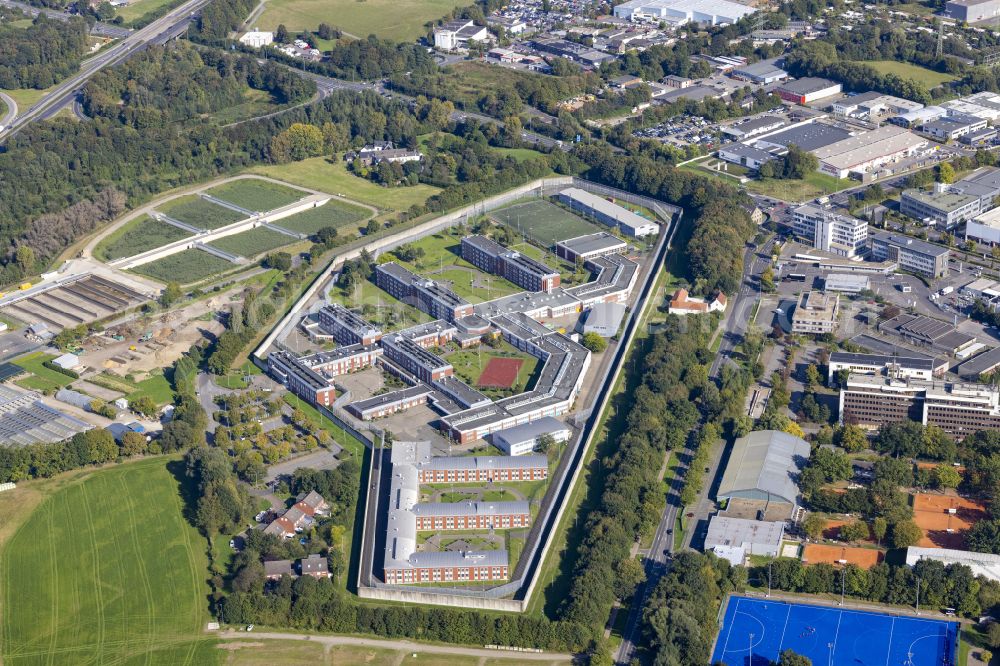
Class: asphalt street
0,91,16,129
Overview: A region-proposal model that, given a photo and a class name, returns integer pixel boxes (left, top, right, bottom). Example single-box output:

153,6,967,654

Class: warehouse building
717,430,810,509
704,516,785,566
869,232,949,278
878,312,976,355
832,92,924,118
555,232,627,263
774,78,842,105
900,186,983,229
838,374,1000,438
752,122,852,152
791,203,869,257
823,273,870,293
965,207,1000,246
921,113,988,141
813,125,928,179
460,235,561,292
718,143,783,170
947,0,1000,23
827,351,941,383
557,188,659,238
721,115,788,140
491,416,571,456
730,61,788,85
612,0,757,25
956,346,1000,380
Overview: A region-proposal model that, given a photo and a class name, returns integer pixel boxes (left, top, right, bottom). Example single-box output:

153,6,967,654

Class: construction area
0,274,152,333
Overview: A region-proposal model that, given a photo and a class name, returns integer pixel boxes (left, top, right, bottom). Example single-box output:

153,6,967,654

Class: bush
42,360,79,379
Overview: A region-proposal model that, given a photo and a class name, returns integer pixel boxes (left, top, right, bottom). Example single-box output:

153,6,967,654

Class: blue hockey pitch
712,596,958,666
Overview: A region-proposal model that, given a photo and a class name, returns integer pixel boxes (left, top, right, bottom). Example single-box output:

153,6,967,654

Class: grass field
114,0,182,22
248,158,440,213
96,215,194,261
206,180,304,213
329,279,432,331
0,86,54,112
158,196,247,230
126,371,175,406
134,248,237,284
0,457,219,665
256,0,460,40
859,60,957,88
446,342,539,396
491,200,602,248
209,227,295,258
747,171,851,201
12,352,74,392
275,199,371,235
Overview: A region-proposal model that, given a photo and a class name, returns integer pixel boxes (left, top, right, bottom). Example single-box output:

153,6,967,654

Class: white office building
791,204,868,258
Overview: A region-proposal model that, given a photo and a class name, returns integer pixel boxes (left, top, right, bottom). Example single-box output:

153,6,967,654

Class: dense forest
81,46,314,127
0,12,88,89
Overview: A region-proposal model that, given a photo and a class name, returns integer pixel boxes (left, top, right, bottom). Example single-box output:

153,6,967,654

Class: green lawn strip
125,372,175,406
158,195,247,229
12,352,73,391
247,158,440,214
0,457,218,665
205,180,305,213
133,249,236,284
282,393,366,459
96,215,193,261
208,227,295,258
273,199,371,235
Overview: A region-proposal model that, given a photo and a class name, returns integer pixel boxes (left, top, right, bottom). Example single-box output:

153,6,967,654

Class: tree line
0,12,88,89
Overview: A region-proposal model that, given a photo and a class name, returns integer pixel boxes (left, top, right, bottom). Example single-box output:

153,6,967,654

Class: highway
0,0,130,38
614,236,773,665
0,0,210,140
0,91,15,129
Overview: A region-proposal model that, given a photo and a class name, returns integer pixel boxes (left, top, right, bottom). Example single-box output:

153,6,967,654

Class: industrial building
717,430,810,509
949,167,1000,210
827,351,942,383
831,92,924,118
612,0,757,25
461,235,561,292
730,61,788,85
943,91,1000,122
555,232,627,263
375,262,474,322
838,374,1000,438
869,232,949,278
721,115,788,140
752,122,852,152
946,0,1000,24
900,186,983,229
956,346,1000,380
557,188,659,238
704,516,785,566
920,113,988,141
965,207,1000,246
823,273,870,294
432,19,488,50
718,143,783,170
491,416,571,456
812,125,928,179
878,312,976,355
791,291,840,334
774,78,842,105
791,204,869,258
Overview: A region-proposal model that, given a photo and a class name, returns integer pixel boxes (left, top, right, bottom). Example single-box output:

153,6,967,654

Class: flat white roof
814,125,926,170
973,206,1000,229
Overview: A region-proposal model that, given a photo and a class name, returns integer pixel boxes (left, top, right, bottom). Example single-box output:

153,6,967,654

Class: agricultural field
0,457,219,666
275,199,371,235
859,60,957,88
491,200,603,248
95,215,193,261
12,352,75,393
256,0,460,41
134,248,236,284
209,226,295,258
248,158,441,214
158,196,247,230
206,180,305,213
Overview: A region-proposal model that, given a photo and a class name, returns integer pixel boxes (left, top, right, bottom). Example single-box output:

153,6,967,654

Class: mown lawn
747,171,851,201
0,457,219,665
248,158,440,213
95,215,193,261
256,0,461,40
858,60,957,88
12,352,74,393
126,372,175,406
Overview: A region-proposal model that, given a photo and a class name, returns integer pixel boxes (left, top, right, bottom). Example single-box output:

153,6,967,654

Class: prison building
346,384,434,420
267,350,338,406
397,319,458,348
381,334,453,383
556,232,628,263
375,262,474,322
411,501,531,530
565,254,639,306
317,304,383,346
415,453,549,483
557,188,659,238
461,235,561,292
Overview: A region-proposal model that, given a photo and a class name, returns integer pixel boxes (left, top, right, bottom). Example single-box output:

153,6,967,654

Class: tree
934,464,962,489
779,649,812,666
836,424,868,453
536,433,557,453
275,24,289,43
581,332,608,353
270,123,325,163
891,519,923,549
120,431,147,457
160,281,183,307
802,513,826,540
804,363,821,390
129,395,158,418
840,520,869,543
760,265,775,292
872,516,888,547
14,245,34,272
938,162,956,184
968,520,1000,554
265,252,292,271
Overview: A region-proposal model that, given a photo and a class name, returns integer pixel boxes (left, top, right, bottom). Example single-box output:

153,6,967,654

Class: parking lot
632,114,718,149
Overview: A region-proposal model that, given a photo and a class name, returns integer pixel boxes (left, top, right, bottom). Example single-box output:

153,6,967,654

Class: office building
722,116,788,141
950,167,1000,211
791,204,868,257
774,78,842,105
557,188,659,238
491,416,571,456
433,19,488,50
869,232,949,278
461,235,560,292
831,92,924,118
718,143,782,170
791,291,840,334
838,374,1000,438
921,113,989,141
900,186,983,229
827,351,940,383
375,262,474,322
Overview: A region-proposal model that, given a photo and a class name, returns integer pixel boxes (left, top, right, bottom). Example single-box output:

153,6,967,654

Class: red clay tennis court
912,493,988,549
477,357,523,389
802,544,883,569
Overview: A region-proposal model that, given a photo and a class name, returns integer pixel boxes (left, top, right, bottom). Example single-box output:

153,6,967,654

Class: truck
939,286,954,296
